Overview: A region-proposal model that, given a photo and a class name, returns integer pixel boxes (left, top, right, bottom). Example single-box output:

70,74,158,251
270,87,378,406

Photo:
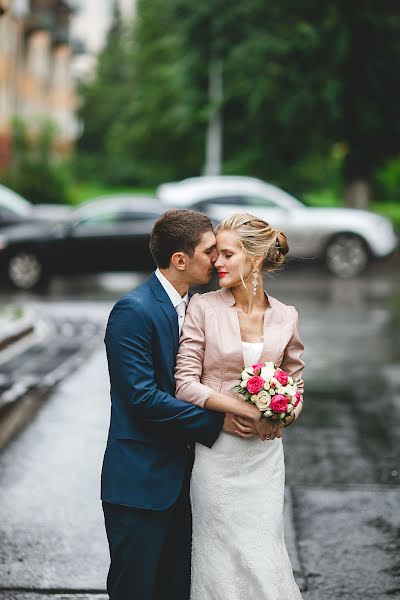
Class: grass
69,182,155,205
0,305,24,323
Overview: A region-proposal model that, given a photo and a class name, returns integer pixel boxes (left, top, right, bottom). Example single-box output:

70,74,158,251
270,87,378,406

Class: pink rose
246,376,265,395
270,394,288,413
251,363,264,376
274,369,289,386
294,391,303,407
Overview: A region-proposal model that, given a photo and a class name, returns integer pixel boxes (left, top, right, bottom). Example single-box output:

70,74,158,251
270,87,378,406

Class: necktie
176,300,186,335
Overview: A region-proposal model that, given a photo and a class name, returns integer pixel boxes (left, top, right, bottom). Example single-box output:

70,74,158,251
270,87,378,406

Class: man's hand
223,414,254,438
231,416,257,439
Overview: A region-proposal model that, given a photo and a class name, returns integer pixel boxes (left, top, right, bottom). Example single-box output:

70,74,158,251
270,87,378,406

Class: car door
56,209,158,274
105,210,158,272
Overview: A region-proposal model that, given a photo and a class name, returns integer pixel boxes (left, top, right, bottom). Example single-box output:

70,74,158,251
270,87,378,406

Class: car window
242,195,280,208
75,210,159,227
193,196,244,211
115,211,160,222
0,206,20,219
0,185,31,216
193,195,280,210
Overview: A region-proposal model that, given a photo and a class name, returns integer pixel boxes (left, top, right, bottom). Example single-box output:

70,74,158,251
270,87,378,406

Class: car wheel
7,251,48,290
325,234,369,278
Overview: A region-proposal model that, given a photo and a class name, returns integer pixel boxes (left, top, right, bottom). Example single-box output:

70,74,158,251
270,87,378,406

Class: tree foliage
1,118,71,204
77,1,400,201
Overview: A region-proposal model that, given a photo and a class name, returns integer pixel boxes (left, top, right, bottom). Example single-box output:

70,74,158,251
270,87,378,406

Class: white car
157,176,398,277
0,183,71,229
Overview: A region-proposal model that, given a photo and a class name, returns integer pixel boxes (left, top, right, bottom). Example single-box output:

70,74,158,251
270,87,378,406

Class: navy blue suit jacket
101,273,224,510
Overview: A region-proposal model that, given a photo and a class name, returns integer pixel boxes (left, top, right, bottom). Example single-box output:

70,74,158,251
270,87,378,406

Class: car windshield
0,185,32,216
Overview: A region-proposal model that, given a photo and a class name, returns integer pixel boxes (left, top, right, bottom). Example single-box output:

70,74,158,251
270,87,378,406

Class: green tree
337,3,400,206
2,118,70,204
77,0,400,203
77,1,134,183
107,0,206,184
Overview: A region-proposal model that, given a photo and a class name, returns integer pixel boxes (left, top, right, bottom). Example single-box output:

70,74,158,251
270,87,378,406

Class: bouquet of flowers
232,361,302,423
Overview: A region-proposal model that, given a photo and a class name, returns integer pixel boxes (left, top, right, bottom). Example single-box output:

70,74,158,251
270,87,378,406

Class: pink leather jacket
175,287,304,407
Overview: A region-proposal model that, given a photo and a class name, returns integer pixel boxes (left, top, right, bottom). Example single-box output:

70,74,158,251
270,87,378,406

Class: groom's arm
105,295,224,448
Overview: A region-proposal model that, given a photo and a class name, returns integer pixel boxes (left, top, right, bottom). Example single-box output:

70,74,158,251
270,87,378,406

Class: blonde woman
175,214,304,600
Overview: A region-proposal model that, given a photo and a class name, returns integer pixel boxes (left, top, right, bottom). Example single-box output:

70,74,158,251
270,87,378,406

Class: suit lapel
147,273,179,351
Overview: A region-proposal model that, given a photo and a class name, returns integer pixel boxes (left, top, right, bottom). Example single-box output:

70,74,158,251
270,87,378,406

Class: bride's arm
175,294,261,423
281,305,305,425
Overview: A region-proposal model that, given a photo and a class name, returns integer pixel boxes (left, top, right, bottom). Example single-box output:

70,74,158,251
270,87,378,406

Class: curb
0,313,35,352
0,333,99,451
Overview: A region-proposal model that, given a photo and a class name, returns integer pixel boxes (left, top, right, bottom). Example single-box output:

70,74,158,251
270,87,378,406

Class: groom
102,209,239,600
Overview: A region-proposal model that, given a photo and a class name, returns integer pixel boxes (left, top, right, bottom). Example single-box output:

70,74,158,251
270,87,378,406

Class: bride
175,213,304,600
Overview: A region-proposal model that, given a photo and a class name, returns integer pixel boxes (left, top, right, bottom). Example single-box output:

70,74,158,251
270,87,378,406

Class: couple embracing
101,209,305,600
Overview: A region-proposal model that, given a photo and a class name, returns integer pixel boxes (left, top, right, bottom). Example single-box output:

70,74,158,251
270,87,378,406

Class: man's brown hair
150,209,214,269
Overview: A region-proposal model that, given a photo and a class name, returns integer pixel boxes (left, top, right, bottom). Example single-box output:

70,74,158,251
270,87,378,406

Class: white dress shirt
155,269,189,334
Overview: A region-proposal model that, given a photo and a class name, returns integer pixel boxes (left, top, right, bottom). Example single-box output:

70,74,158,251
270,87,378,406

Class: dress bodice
241,341,263,368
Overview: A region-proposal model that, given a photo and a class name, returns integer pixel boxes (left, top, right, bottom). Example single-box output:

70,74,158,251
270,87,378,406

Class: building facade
0,0,77,170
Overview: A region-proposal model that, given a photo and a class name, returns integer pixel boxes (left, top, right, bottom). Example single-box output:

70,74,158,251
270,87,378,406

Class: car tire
7,251,49,290
324,233,370,278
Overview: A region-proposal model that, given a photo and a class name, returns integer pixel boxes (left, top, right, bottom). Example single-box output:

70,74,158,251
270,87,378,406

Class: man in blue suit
102,209,231,600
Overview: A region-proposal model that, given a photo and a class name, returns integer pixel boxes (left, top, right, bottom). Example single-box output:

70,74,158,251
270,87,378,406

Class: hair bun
274,230,289,257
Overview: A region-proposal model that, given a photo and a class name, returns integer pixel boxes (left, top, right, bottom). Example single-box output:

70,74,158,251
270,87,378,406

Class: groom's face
186,230,218,285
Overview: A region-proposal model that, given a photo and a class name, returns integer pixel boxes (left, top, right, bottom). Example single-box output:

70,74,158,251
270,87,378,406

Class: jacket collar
219,285,274,309
147,272,179,349
147,272,169,303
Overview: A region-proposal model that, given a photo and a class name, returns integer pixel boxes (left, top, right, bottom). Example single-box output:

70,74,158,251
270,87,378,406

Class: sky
70,0,136,76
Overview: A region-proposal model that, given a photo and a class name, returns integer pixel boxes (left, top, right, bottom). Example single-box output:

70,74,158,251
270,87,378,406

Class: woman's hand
255,417,282,441
282,414,295,428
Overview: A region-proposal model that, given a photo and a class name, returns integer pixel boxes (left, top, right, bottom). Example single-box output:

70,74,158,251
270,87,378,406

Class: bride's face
215,230,253,289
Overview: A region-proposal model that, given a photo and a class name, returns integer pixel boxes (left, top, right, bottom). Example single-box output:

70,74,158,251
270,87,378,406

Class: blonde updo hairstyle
216,213,289,287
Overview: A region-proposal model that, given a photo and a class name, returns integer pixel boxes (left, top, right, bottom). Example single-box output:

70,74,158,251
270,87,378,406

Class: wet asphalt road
0,261,399,599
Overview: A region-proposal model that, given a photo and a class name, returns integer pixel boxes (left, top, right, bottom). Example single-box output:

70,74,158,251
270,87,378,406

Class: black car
0,196,163,290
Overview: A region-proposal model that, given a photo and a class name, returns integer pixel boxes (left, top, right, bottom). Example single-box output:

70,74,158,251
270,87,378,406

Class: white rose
240,380,248,388
285,385,296,397
277,386,284,395
241,370,251,380
261,363,275,380
270,389,276,395
250,395,259,404
269,377,280,386
288,376,294,385
255,391,271,411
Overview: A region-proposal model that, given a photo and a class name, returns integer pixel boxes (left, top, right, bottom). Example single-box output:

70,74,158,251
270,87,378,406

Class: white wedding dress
190,341,302,600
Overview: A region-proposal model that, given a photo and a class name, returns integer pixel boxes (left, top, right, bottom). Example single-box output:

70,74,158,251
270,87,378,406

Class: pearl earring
252,268,259,296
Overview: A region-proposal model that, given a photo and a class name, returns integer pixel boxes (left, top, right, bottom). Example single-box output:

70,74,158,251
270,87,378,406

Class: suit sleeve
281,306,305,395
105,295,223,447
174,294,215,407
